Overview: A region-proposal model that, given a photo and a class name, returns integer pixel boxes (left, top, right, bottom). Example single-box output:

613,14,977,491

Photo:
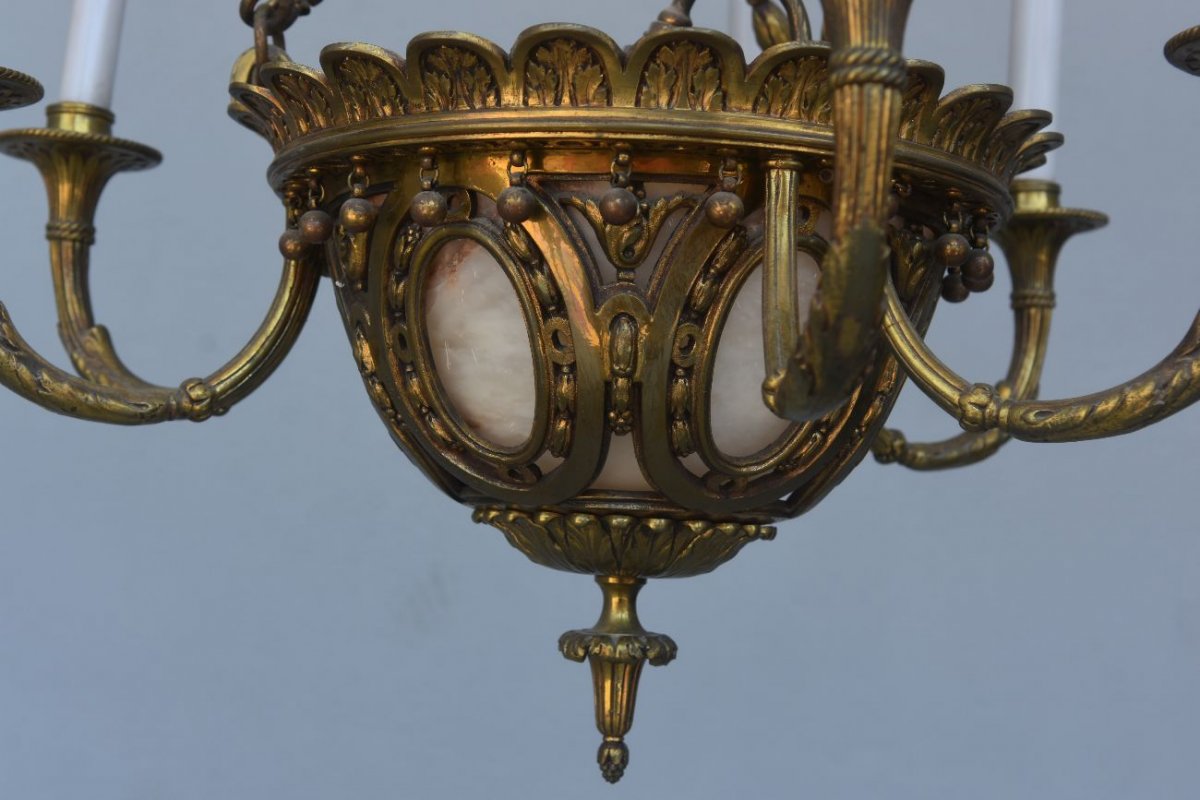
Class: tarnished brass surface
760,0,912,421
1166,25,1200,76
883,274,1200,442
474,508,776,578
231,20,1050,519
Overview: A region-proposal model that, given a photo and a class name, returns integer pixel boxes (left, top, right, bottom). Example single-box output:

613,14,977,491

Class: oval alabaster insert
424,236,540,451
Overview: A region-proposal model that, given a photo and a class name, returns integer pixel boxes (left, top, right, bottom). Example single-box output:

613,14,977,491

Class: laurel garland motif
504,222,578,458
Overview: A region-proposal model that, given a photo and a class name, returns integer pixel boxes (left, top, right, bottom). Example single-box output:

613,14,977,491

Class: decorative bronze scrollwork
5,0,1195,785
0,104,320,425
874,181,1109,468
877,31,1200,449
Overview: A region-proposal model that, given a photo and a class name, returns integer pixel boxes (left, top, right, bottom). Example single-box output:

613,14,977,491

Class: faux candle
60,0,127,109
1009,0,1064,178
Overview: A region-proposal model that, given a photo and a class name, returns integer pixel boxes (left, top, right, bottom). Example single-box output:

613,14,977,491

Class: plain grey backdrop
1,1,1198,798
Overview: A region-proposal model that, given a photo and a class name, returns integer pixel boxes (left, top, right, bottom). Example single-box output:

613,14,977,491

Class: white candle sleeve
1009,0,1064,179
59,0,128,109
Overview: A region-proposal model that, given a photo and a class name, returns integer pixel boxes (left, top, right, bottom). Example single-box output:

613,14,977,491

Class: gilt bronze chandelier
2,0,1198,784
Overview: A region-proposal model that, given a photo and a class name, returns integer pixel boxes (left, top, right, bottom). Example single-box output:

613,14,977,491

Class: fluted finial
559,576,677,784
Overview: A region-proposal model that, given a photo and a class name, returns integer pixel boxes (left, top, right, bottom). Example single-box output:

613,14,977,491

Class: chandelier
2,0,1198,785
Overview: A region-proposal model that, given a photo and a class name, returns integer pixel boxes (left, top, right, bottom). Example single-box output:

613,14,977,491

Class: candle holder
2,0,1199,784
0,95,319,423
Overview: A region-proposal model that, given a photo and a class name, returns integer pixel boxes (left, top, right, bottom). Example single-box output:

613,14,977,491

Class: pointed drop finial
598,738,629,784
559,576,677,784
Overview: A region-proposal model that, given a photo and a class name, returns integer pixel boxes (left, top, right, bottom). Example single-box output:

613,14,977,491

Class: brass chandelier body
2,0,1198,783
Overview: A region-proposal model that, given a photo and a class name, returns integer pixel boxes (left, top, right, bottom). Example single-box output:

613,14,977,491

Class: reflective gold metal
0,102,319,423
560,575,678,783
2,0,1199,784
880,179,1199,443
873,180,1109,469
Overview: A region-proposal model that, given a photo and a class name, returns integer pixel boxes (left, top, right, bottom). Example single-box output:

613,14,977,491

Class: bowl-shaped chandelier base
228,21,1054,781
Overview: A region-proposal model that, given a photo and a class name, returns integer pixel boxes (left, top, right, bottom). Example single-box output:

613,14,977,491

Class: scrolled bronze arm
0,253,318,423
0,102,320,424
761,0,913,423
881,274,1200,444
874,181,1108,469
877,26,1200,447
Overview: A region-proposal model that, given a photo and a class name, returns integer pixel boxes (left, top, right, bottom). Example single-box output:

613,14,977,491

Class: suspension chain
239,0,325,69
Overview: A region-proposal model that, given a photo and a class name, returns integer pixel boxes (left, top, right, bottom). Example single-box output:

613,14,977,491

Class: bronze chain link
239,0,325,69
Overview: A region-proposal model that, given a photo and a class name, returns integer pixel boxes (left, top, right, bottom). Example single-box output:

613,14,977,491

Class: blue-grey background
1,1,1198,798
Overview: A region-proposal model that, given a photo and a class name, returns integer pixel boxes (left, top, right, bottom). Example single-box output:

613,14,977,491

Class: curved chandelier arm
761,0,913,423
747,0,813,46
874,181,1109,469
874,261,1056,469
876,26,1200,448
0,104,321,424
881,276,1200,443
0,252,319,424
